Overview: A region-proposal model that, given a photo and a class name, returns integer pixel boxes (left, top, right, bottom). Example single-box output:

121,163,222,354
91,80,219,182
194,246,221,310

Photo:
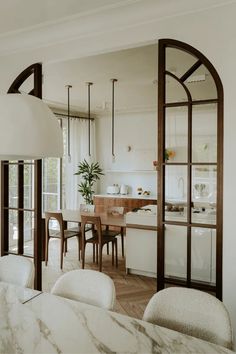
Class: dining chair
0,255,34,288
143,287,233,349
80,204,95,213
105,206,125,257
51,269,116,310
45,212,81,269
81,214,118,272
68,204,95,233
63,204,95,258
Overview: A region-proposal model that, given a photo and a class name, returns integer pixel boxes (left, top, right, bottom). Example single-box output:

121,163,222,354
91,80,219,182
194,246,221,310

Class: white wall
96,111,157,195
0,1,235,343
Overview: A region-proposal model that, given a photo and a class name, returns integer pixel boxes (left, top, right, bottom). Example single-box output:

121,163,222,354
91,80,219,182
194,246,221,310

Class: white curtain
65,118,96,209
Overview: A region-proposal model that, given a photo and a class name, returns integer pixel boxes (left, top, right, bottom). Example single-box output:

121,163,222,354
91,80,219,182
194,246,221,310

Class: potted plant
74,159,104,204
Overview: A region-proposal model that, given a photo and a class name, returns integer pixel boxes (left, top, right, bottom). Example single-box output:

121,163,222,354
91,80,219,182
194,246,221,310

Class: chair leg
121,227,124,257
115,239,118,268
96,244,98,264
65,239,68,253
107,243,109,255
77,236,80,261
99,244,103,272
45,237,49,266
60,238,64,270
112,242,114,266
64,240,67,257
93,244,95,263
82,242,86,269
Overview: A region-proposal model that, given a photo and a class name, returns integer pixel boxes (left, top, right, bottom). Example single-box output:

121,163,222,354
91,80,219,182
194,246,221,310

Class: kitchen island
126,205,216,284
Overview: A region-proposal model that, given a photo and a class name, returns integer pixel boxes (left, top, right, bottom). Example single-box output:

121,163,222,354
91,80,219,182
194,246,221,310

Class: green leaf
75,159,104,204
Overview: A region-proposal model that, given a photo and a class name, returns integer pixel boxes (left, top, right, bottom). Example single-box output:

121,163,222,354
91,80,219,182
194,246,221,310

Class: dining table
0,281,234,354
59,208,126,228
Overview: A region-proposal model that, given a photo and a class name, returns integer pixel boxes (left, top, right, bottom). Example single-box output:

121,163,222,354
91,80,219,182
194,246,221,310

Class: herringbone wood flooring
42,236,157,319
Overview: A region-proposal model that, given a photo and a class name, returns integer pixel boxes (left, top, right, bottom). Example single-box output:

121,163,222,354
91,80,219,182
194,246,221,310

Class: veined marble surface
0,281,41,304
0,287,233,354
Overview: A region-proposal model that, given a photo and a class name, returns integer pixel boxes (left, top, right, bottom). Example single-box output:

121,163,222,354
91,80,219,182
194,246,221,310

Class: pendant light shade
86,82,93,157
111,78,117,159
0,93,63,160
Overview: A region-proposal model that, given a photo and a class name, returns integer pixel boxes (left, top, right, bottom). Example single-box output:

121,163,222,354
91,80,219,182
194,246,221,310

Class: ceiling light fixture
0,94,63,159
111,78,118,160
86,82,93,157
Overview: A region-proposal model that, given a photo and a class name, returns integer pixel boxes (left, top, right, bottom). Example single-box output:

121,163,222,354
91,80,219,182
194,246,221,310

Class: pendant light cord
111,79,118,159
65,85,72,161
86,82,93,157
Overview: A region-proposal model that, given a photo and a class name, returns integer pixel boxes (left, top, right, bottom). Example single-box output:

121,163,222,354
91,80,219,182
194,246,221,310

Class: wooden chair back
81,214,102,243
106,206,124,215
80,204,95,213
45,212,64,239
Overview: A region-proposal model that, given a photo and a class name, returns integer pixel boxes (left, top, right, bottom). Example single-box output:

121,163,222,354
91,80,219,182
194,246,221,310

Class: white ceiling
35,43,216,115
0,0,232,57
0,0,226,115
42,44,158,114
0,0,125,34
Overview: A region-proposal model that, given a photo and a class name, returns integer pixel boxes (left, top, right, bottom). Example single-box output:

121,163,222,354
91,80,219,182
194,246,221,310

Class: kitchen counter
94,193,157,200
93,194,157,213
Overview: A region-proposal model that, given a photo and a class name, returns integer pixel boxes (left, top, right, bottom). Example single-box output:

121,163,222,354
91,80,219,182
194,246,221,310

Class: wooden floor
42,236,157,319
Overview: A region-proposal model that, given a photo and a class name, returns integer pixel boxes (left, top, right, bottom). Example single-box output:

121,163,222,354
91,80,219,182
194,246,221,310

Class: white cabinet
165,224,216,283
126,227,157,277
191,228,216,283
165,225,187,278
126,207,157,277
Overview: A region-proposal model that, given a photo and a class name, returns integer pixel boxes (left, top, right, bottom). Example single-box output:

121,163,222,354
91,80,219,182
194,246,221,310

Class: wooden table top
53,209,126,228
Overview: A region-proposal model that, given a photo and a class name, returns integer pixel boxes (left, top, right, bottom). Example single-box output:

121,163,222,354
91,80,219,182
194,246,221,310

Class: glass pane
191,227,216,284
165,106,188,163
24,164,34,209
192,165,217,225
24,211,34,256
192,103,217,163
166,75,188,104
9,164,18,208
185,65,217,101
166,47,197,79
43,158,60,212
9,210,18,253
165,225,187,279
165,165,187,221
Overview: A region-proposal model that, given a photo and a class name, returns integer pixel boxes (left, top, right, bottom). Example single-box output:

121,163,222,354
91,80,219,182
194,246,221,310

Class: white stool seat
143,287,233,349
51,269,116,310
0,255,34,288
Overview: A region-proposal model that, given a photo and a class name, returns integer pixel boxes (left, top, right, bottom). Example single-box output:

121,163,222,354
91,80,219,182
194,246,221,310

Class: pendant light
86,82,93,157
111,78,118,160
65,85,72,161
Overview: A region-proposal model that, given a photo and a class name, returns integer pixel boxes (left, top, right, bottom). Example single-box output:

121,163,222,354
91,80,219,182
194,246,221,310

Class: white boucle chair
51,269,116,310
0,255,34,288
143,287,233,349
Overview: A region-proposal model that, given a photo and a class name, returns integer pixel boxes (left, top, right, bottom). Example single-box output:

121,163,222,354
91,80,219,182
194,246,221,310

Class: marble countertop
0,281,41,303
0,282,233,354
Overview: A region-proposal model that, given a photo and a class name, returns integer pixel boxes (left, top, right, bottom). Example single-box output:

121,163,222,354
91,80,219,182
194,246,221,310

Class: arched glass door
157,39,223,299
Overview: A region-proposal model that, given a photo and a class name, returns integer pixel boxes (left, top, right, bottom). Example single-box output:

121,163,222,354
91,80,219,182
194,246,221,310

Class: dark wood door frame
157,39,223,299
1,63,43,290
